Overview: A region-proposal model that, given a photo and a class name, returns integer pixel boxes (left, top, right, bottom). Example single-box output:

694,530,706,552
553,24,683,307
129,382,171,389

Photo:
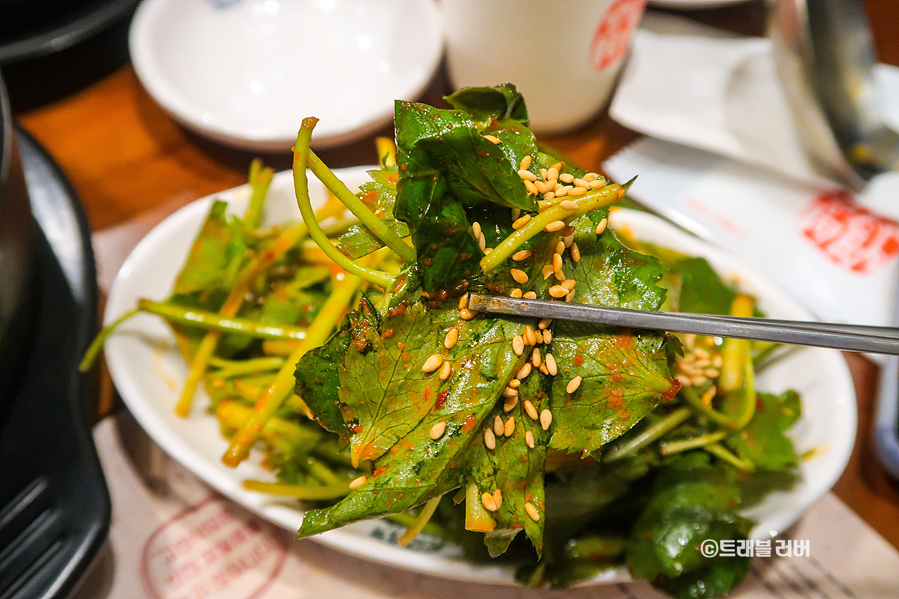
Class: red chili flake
386,173,398,183
388,303,408,317
352,424,362,434
574,355,584,366
461,413,477,432
383,329,394,338
436,390,449,410
372,467,387,477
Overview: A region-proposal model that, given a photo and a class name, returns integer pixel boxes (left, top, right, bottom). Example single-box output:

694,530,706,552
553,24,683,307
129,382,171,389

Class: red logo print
141,497,287,599
589,0,647,71
801,190,899,274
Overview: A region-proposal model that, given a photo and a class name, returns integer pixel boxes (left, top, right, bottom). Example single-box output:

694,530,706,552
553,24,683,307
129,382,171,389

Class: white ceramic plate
129,0,442,151
648,0,751,9
104,168,857,586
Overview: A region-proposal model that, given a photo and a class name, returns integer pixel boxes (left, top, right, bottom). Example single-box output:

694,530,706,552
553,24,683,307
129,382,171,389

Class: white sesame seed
561,279,576,290
545,220,566,232
543,191,555,200
525,502,540,522
524,326,537,346
584,173,597,182
531,348,541,367
541,264,554,279
524,399,538,420
540,409,552,430
561,225,576,237
538,318,552,330
567,375,582,394
549,285,568,298
563,233,575,247
543,329,552,343
510,268,528,284
349,476,367,489
555,186,568,197
493,489,503,509
539,363,549,375
547,167,559,180
691,375,707,387
439,361,453,380
459,293,470,311
539,168,548,179
430,421,447,440
511,208,521,221
534,330,544,344
484,248,493,254
512,249,532,261
501,387,519,397
565,289,576,302
560,200,580,211
523,291,537,299
483,134,501,144
568,186,587,197
509,288,523,298
524,180,538,195
478,233,486,251
504,416,515,437
695,347,710,359
484,428,496,449
595,218,607,235
422,354,444,373
555,240,565,255
559,173,574,183
512,215,531,229
503,396,518,412
481,492,498,512
574,178,589,188
554,267,566,281
705,368,720,378
676,374,691,387
444,328,459,350
516,362,532,380
712,355,724,368
545,353,558,376
520,155,532,170
589,179,606,189
551,162,563,171
471,221,482,239
459,308,475,320
526,431,535,449
508,378,521,388
571,242,581,262
518,169,537,181
512,335,525,356
494,415,505,437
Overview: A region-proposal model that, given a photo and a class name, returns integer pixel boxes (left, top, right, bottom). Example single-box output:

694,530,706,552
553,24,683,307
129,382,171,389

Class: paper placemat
76,411,899,599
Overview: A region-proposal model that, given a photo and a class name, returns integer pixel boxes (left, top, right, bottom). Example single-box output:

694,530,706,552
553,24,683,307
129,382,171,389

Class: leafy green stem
659,431,728,456
138,299,307,341
242,480,350,501
306,148,414,261
244,158,274,229
208,356,286,377
705,443,755,472
294,119,398,289
79,309,139,372
480,183,622,273
603,407,692,463
398,496,442,547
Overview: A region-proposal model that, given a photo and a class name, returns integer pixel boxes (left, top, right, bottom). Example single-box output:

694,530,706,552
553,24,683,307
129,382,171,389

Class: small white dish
104,169,856,586
129,0,442,151
649,0,751,9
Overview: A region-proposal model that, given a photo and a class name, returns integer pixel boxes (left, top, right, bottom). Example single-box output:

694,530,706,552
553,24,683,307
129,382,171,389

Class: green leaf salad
85,85,803,599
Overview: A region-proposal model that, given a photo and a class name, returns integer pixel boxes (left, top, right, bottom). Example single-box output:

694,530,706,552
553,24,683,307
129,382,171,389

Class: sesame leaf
547,225,675,455
469,372,551,558
723,390,802,471
297,311,529,537
336,168,410,259
173,200,248,298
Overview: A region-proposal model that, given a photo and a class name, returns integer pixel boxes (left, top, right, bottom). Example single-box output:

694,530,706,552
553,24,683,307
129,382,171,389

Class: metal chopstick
467,294,899,355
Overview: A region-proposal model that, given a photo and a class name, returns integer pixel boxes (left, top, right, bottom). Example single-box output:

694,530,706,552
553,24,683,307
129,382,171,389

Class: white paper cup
442,0,647,132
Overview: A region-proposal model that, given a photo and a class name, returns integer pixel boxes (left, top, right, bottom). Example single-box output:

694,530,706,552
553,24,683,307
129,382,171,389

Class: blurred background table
6,0,899,554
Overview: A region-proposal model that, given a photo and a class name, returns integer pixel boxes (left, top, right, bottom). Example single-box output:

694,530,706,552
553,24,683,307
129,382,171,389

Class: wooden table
8,0,899,553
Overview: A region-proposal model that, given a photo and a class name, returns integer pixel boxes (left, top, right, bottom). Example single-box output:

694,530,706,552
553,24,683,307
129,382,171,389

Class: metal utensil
468,294,899,354
768,0,899,189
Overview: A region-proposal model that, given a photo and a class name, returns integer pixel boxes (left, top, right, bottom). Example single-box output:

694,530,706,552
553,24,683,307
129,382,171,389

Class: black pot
0,71,35,403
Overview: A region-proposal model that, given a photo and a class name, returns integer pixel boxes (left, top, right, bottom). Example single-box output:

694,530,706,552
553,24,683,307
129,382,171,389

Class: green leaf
668,258,739,316
336,168,410,259
173,200,248,298
723,390,801,471
298,311,528,536
444,84,529,124
626,455,752,598
547,226,674,454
